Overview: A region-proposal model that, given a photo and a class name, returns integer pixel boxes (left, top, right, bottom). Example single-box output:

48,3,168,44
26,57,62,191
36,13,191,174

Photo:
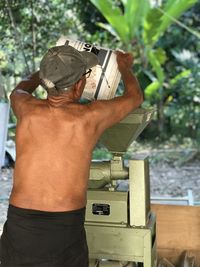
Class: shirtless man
0,45,143,267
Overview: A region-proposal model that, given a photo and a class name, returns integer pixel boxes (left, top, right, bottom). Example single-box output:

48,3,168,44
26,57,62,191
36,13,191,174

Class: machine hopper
100,108,154,154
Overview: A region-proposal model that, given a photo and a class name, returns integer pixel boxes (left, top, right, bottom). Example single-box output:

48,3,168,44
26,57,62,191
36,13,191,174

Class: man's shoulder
10,90,44,117
10,89,36,103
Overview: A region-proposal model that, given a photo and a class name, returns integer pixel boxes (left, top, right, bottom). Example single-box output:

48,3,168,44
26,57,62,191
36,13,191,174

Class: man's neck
47,92,77,107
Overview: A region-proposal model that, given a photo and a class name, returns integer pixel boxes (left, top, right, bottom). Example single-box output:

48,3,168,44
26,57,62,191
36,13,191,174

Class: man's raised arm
10,71,40,117
88,51,144,132
117,51,143,107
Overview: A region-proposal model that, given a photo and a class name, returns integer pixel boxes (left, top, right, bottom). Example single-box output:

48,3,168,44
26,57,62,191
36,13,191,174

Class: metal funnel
100,108,154,154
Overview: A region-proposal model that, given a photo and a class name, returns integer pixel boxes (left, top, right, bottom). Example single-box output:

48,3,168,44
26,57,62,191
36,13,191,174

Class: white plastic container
0,102,9,167
57,36,121,100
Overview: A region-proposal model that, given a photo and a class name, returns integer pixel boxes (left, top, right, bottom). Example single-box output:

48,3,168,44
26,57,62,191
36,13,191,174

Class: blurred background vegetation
0,0,199,157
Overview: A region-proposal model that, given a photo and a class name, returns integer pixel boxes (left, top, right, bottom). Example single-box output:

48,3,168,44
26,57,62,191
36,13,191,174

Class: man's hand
116,51,133,74
115,49,143,106
13,71,40,94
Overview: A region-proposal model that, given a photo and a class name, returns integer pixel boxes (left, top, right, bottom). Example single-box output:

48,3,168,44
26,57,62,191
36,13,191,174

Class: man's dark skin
9,51,143,212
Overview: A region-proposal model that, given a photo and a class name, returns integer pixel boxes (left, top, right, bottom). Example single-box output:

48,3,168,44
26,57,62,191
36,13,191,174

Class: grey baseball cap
40,45,99,91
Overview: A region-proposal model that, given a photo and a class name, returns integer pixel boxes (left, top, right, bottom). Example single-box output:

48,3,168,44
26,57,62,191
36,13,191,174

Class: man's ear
73,78,85,99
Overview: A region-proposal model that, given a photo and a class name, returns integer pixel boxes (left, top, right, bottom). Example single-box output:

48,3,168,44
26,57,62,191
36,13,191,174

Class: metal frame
86,213,157,266
86,159,157,267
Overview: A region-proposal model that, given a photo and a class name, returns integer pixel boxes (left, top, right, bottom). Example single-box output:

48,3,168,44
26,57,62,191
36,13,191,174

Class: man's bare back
10,95,103,211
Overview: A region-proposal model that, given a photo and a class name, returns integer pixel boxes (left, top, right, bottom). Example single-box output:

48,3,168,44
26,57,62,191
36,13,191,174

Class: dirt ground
0,149,200,234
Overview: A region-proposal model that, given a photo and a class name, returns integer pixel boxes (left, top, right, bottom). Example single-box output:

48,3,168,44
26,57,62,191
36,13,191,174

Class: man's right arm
10,71,40,118
88,51,143,133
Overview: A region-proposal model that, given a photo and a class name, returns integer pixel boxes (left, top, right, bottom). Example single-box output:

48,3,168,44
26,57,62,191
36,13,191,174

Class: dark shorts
0,205,88,267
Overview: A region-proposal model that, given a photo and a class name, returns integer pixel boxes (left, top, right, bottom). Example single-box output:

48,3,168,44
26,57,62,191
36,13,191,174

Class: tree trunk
30,0,36,72
157,88,165,137
6,0,30,74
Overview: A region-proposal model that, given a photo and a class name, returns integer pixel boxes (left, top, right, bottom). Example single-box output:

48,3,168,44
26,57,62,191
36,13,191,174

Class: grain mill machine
85,108,157,267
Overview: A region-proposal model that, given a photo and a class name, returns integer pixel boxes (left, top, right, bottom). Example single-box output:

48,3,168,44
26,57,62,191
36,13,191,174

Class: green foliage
91,0,150,47
143,8,163,46
169,70,191,85
144,0,198,46
91,0,130,43
159,0,197,37
0,0,199,142
164,62,200,139
92,147,112,160
147,49,165,84
145,81,161,100
90,0,199,141
0,0,97,91
90,0,198,100
123,0,150,40
66,0,112,44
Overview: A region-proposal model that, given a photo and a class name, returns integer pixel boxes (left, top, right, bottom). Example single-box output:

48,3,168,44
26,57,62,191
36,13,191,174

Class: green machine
85,108,157,267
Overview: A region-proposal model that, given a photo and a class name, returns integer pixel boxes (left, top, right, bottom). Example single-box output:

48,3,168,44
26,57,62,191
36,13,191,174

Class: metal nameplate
92,203,110,216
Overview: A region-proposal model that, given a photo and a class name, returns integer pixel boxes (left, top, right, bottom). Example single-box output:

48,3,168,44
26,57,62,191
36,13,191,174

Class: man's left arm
10,71,40,118
12,71,40,94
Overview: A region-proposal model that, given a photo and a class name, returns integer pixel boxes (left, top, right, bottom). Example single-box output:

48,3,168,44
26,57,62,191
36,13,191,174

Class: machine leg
89,259,98,267
90,260,139,266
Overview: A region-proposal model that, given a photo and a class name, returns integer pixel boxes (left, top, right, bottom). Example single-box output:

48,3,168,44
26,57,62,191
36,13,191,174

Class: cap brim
80,51,99,69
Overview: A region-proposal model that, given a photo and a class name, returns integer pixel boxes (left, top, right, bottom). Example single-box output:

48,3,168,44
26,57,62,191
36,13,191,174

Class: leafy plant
90,0,199,139
90,0,197,90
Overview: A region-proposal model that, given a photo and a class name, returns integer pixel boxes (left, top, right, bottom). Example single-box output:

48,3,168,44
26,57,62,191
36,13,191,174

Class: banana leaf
147,50,165,84
91,0,150,44
156,0,198,42
145,80,161,100
169,69,191,85
143,8,163,45
90,0,130,43
123,0,150,40
143,0,198,46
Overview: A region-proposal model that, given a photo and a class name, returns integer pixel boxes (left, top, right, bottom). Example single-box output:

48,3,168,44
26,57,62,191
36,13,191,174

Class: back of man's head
40,45,99,95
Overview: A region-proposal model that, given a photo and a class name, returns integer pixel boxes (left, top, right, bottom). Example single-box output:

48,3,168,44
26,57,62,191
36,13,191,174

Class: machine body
85,109,157,267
